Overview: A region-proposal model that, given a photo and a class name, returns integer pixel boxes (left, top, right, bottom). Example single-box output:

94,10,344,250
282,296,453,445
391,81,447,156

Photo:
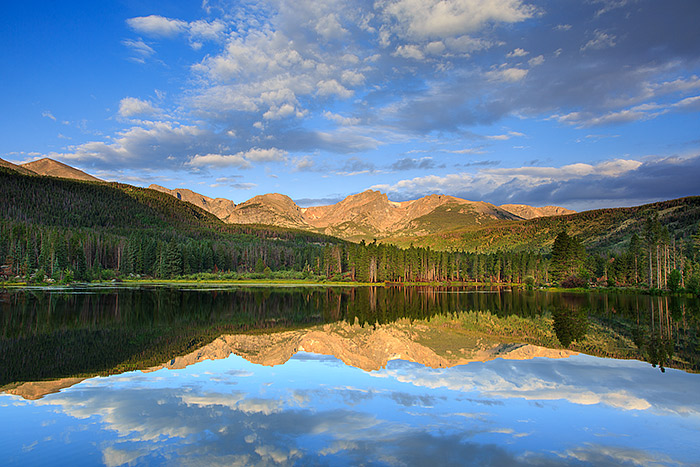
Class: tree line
1,167,699,291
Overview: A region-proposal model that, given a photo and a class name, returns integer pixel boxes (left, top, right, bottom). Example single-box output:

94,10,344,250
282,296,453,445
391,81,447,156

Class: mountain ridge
20,158,102,182
0,157,576,243
152,184,575,242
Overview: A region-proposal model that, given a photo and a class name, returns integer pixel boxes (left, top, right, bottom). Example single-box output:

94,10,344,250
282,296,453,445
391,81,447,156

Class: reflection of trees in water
552,307,588,348
645,296,675,372
2,286,700,384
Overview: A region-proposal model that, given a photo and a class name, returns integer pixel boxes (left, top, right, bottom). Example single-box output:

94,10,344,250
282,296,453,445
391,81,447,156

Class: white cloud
562,443,683,466
293,155,315,171
315,13,348,40
187,153,251,169
373,158,643,198
316,79,353,98
341,70,366,86
53,121,213,168
444,35,495,54
581,30,617,51
486,67,528,82
506,48,528,58
425,41,446,55
187,147,287,168
188,19,227,41
486,131,525,140
393,44,425,60
122,39,156,62
323,111,361,126
528,55,544,67
118,97,158,117
377,0,535,41
41,110,56,121
262,103,300,120
127,15,187,37
243,147,288,162
102,447,148,467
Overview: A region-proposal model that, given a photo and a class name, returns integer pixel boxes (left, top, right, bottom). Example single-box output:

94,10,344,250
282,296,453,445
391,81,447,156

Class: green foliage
687,274,700,296
385,196,700,255
551,231,585,283
552,308,589,347
668,269,682,293
524,275,535,289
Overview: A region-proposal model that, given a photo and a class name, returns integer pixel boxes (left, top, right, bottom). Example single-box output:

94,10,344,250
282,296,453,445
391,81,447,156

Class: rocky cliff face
149,184,238,220
223,193,308,229
150,185,575,242
499,204,576,219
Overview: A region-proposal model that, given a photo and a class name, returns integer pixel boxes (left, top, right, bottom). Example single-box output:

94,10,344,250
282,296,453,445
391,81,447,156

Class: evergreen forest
2,167,700,293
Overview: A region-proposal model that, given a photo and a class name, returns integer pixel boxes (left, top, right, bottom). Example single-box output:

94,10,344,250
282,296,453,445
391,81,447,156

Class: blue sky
2,0,699,210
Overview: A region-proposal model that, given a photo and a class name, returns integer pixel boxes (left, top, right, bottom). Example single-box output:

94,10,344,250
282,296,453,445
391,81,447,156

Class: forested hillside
0,168,341,281
1,168,699,291
387,196,700,253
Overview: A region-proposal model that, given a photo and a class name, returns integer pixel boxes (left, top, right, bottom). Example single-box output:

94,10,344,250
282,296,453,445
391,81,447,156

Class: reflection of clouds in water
225,369,254,377
102,446,148,467
14,353,699,466
34,384,555,466
379,356,700,414
558,443,681,467
390,391,435,408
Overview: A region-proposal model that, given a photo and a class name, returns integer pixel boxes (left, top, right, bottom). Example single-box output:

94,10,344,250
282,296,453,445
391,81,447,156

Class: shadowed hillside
385,196,700,252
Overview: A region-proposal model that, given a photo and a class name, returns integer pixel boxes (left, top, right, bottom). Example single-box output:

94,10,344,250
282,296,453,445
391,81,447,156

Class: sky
2,0,699,211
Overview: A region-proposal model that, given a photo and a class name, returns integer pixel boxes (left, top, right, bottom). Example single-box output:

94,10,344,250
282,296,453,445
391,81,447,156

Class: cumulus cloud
322,111,361,126
36,0,700,201
393,44,425,60
187,147,287,168
377,0,536,41
486,66,529,82
369,156,700,210
127,15,187,37
506,48,528,58
48,121,219,169
118,97,158,117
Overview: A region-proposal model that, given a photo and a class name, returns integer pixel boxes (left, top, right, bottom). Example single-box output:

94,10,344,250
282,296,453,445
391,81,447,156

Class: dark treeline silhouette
2,286,700,385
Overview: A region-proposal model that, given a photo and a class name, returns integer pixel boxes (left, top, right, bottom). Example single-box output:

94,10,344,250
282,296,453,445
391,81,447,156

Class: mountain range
3,157,698,253
0,157,100,181
148,184,575,242
0,157,576,242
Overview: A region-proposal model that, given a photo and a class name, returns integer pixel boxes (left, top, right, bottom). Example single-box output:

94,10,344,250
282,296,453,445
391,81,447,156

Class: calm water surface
1,285,699,466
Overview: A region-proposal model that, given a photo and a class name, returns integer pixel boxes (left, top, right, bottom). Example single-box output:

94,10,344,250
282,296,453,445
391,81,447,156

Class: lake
1,285,699,465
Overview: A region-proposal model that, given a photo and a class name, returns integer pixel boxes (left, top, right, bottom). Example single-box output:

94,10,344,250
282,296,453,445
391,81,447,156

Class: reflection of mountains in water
7,320,574,400
149,320,575,372
2,286,699,398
